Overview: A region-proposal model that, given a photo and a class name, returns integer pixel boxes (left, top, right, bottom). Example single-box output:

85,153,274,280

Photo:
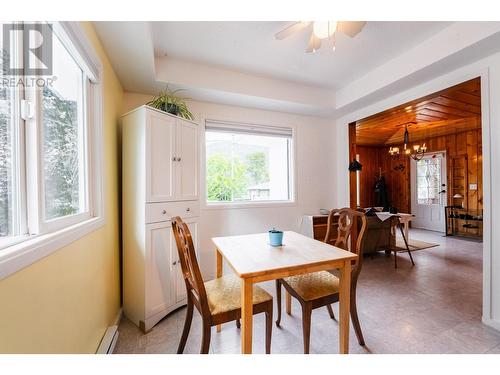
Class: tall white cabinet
122,105,199,332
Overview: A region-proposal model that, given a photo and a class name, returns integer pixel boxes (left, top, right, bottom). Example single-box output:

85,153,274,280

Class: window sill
202,200,297,210
0,216,105,281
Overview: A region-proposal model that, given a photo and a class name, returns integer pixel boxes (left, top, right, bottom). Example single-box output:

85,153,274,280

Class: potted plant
147,87,194,120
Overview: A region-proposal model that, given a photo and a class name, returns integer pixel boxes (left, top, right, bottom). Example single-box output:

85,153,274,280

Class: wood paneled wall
357,129,483,213
357,146,380,208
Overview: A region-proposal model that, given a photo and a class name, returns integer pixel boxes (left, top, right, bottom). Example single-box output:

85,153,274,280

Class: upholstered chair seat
205,274,273,315
282,271,339,302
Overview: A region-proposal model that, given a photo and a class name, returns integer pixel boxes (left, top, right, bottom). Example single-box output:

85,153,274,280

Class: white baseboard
95,308,123,354
482,316,500,332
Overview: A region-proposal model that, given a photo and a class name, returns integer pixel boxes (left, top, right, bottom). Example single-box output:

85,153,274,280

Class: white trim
55,22,102,83
203,200,297,211
0,22,106,278
482,317,500,332
480,70,492,323
121,104,198,126
199,114,298,210
0,216,105,280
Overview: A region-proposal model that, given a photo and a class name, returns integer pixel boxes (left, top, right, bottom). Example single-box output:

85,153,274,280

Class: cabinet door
172,218,199,303
175,119,199,201
146,111,176,202
146,221,176,318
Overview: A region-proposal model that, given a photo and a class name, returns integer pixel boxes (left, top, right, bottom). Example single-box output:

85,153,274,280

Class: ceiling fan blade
306,32,321,53
275,21,310,40
337,21,367,38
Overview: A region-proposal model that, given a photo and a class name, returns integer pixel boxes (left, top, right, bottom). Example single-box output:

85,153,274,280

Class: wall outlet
470,183,478,190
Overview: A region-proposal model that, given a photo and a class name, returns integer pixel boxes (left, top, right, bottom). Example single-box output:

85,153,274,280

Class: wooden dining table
212,231,357,354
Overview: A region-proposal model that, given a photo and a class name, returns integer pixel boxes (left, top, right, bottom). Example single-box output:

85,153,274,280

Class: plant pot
269,230,283,247
164,103,179,115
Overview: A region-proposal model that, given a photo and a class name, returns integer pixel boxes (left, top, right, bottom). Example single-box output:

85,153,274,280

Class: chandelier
388,123,427,161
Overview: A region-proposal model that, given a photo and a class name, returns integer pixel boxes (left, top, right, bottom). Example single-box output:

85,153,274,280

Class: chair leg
350,285,365,346
326,304,336,320
275,280,282,327
265,304,273,354
286,290,292,315
177,299,193,354
236,319,241,329
301,303,312,354
398,223,415,266
200,322,211,354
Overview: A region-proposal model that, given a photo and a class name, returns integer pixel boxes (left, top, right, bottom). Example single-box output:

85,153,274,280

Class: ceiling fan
275,21,366,53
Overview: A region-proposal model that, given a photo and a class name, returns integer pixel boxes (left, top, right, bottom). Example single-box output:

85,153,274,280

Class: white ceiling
151,21,452,89
94,21,500,116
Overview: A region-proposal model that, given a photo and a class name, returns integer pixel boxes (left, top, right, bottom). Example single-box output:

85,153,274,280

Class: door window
416,156,442,205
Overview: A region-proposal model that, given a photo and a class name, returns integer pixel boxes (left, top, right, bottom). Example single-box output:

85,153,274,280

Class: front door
411,152,447,232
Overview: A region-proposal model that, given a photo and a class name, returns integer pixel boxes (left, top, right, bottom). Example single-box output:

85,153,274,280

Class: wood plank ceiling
356,77,481,146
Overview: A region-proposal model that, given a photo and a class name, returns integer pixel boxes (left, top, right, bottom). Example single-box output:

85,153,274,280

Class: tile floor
114,229,500,354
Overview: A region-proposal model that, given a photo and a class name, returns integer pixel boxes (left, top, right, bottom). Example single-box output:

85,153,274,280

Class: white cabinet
175,120,199,201
121,105,200,332
147,111,176,202
146,109,198,202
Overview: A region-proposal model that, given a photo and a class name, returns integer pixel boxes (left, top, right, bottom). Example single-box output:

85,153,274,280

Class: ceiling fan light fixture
313,21,337,39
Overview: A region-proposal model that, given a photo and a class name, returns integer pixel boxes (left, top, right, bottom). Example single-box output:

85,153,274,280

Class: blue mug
269,229,283,247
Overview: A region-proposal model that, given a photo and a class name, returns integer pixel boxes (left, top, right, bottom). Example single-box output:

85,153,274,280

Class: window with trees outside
205,120,293,205
0,22,102,256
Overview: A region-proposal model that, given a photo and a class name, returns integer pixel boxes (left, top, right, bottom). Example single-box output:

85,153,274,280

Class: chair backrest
171,216,210,316
325,208,367,278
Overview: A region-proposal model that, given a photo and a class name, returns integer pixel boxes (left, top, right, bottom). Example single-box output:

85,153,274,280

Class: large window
0,83,14,237
0,22,102,257
0,24,21,240
42,33,87,221
205,121,293,204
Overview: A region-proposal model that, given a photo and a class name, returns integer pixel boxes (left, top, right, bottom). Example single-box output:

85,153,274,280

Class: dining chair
275,208,367,353
171,216,273,354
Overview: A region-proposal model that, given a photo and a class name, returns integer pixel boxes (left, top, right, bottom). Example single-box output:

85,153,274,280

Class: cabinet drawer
146,201,199,223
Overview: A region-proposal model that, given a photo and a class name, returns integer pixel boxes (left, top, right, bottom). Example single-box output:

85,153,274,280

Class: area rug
395,237,439,252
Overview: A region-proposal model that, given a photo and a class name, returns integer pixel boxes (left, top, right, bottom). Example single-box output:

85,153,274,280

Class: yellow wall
0,23,123,353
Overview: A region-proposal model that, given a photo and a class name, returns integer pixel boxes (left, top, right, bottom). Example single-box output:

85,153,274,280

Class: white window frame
201,117,297,210
0,22,105,280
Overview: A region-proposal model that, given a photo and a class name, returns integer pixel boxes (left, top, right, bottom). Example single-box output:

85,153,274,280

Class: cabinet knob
177,157,182,162
172,260,177,266
162,209,167,215
186,207,190,212
172,157,176,162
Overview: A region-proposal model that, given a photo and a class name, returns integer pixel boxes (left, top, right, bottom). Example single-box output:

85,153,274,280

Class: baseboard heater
96,325,119,354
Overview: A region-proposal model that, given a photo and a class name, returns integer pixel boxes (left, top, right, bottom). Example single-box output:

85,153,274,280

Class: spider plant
147,87,194,120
